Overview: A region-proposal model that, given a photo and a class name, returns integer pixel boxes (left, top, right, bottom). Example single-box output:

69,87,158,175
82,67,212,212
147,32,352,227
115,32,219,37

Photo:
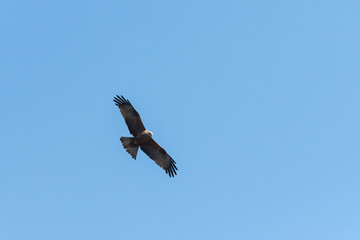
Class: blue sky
1,0,360,239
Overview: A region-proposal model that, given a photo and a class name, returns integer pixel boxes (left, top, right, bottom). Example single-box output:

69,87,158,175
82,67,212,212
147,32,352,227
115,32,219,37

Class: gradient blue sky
1,1,360,239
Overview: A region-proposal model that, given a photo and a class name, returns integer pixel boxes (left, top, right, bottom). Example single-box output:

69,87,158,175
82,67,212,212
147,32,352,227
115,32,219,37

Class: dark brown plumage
113,95,177,177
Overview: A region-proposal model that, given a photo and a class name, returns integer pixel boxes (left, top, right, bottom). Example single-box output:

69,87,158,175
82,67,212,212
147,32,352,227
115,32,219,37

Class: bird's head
144,130,153,137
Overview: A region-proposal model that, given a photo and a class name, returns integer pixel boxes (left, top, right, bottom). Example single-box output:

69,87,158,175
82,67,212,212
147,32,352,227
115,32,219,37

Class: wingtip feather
166,159,177,178
114,95,132,107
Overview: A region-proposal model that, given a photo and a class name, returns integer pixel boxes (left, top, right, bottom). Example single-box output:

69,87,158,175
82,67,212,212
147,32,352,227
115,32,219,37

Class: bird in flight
113,95,177,177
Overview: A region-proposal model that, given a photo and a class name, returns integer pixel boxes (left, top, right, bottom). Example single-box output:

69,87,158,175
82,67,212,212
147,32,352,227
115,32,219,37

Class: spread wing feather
113,95,146,137
140,139,177,177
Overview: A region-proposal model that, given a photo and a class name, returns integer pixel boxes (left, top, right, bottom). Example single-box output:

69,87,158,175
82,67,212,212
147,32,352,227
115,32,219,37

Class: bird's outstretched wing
140,139,177,177
113,95,146,137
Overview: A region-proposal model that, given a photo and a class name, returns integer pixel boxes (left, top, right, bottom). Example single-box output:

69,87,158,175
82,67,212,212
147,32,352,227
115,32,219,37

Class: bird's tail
120,137,139,159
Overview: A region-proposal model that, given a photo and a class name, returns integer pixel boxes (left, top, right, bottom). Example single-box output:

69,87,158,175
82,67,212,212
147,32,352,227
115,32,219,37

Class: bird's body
113,95,177,177
133,130,153,145
119,130,153,159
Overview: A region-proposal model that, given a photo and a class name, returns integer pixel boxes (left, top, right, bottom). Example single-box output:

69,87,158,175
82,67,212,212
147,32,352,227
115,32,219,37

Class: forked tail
120,137,139,159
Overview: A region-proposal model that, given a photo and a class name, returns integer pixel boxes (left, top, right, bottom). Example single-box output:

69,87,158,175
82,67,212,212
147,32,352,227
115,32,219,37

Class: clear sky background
1,1,359,239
